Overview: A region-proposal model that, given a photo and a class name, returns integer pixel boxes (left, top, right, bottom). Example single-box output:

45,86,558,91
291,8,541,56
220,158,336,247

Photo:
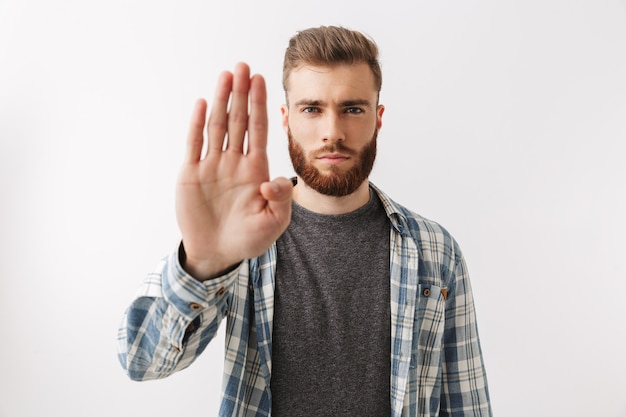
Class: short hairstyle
282,26,382,95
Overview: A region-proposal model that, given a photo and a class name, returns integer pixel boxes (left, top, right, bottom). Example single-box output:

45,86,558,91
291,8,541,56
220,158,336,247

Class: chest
274,200,391,321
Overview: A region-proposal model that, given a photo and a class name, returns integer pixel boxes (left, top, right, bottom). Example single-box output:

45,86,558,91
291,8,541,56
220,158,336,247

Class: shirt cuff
162,243,241,319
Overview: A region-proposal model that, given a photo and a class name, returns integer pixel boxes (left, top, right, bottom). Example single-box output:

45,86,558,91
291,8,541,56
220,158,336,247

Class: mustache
311,142,357,157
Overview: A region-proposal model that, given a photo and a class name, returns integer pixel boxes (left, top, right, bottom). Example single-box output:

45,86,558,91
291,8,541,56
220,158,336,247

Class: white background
1,0,625,416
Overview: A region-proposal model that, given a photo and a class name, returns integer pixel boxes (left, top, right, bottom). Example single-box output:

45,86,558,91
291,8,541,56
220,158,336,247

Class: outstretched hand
176,63,293,280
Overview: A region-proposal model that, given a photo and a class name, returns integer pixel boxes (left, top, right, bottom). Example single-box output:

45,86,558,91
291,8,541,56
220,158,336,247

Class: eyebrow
293,98,373,108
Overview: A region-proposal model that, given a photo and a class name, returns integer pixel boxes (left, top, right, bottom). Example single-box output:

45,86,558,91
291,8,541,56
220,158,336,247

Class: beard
287,128,378,197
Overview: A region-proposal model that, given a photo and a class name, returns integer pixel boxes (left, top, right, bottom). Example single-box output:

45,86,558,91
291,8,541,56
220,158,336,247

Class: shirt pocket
410,284,446,370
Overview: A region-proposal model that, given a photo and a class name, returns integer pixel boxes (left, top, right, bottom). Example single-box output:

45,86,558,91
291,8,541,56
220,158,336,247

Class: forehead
285,63,377,103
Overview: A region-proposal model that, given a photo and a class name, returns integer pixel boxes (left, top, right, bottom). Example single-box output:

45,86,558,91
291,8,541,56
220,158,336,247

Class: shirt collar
368,182,410,236
289,177,410,235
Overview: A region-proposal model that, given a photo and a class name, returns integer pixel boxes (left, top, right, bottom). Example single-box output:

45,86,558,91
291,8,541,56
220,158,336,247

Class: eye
302,107,320,114
345,107,363,114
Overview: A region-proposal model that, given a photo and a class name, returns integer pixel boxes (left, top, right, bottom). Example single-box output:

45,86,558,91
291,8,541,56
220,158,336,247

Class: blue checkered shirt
118,184,492,416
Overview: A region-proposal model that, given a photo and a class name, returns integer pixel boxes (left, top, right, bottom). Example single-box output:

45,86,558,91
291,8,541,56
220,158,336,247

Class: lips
317,153,350,164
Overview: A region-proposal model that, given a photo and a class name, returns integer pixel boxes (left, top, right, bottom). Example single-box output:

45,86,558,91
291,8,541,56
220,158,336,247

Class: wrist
178,241,240,281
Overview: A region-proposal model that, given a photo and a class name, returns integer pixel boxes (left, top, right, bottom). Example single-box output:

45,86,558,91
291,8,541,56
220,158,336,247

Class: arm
118,62,292,379
440,248,492,416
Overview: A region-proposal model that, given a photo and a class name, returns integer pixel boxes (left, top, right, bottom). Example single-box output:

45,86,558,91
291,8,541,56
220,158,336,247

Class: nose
322,113,344,143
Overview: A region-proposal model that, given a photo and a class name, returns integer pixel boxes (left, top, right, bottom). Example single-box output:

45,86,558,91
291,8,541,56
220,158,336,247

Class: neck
292,177,371,215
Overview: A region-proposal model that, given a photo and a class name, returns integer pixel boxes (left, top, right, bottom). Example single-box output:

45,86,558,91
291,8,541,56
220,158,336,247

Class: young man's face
281,63,384,197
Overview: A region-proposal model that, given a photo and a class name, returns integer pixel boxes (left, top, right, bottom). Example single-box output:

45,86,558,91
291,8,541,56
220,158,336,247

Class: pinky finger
185,99,208,163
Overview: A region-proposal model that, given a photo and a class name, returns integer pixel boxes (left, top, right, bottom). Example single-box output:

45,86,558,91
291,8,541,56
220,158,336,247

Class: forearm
117,247,239,381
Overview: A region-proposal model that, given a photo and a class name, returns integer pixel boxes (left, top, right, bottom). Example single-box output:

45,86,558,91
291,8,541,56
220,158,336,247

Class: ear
376,104,385,131
280,104,289,134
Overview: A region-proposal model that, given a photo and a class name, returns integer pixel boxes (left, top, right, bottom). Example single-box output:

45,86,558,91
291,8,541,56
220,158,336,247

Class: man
118,26,492,416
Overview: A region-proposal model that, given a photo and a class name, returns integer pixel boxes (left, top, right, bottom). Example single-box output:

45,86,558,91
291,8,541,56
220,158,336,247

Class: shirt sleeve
440,246,492,416
117,244,240,381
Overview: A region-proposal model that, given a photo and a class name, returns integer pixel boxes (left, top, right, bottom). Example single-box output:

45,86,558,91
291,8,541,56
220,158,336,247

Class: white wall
1,0,625,416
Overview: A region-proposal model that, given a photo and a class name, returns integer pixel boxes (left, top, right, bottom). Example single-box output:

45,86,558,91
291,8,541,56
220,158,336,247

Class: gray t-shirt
271,190,391,416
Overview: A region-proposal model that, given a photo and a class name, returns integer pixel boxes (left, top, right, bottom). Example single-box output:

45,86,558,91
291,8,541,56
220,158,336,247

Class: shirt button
190,302,203,311
422,288,431,297
216,287,226,297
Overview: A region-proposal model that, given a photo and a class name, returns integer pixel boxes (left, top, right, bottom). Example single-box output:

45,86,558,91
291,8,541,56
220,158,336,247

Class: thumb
260,177,293,225
261,177,293,203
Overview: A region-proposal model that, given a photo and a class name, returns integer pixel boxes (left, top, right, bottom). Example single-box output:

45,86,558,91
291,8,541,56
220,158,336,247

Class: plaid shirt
118,184,492,416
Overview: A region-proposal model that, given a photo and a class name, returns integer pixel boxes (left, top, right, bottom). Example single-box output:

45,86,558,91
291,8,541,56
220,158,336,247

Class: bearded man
118,26,492,417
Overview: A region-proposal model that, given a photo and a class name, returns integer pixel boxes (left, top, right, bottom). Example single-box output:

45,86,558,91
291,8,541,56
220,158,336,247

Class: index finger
246,73,268,156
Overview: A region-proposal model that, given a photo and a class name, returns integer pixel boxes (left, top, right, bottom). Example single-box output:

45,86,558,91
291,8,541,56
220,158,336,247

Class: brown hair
282,26,382,95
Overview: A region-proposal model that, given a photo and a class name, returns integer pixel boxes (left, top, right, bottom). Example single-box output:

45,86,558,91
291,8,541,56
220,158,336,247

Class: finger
206,70,234,154
260,177,293,204
225,62,251,153
247,74,268,156
185,99,207,164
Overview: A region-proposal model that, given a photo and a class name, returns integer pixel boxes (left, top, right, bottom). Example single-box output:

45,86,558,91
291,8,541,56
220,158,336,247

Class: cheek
289,120,319,142
350,123,377,142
